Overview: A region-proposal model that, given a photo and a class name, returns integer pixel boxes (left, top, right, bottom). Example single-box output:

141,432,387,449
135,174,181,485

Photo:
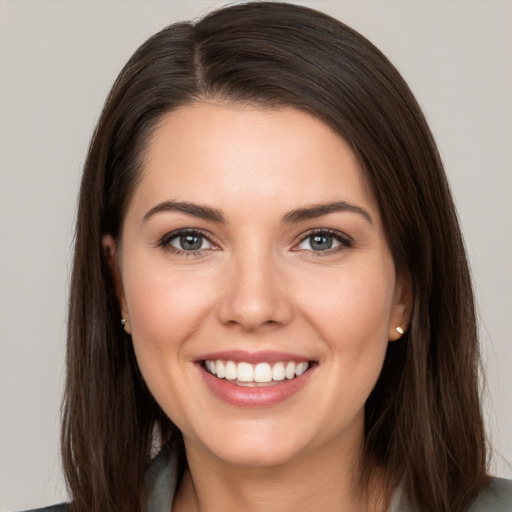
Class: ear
388,273,413,341
102,234,131,334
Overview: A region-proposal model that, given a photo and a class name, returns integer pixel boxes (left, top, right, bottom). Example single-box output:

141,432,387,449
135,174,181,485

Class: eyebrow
143,201,227,223
143,199,373,225
282,201,373,224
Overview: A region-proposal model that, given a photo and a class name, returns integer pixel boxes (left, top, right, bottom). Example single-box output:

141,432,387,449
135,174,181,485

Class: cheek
124,259,212,340
120,257,217,421
120,255,218,395
303,262,393,337
298,266,394,424
297,258,394,382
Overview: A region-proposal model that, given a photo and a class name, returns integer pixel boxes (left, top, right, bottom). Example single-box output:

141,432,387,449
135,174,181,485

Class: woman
24,2,511,511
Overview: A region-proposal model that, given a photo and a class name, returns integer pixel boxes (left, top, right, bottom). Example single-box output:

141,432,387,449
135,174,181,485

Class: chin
189,418,318,468
208,441,305,468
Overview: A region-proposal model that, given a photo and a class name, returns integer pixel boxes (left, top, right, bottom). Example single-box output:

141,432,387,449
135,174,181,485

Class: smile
204,360,310,387
197,352,316,407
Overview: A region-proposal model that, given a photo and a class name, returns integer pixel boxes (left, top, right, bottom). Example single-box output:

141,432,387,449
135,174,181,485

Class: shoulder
16,505,69,512
389,477,512,512
15,444,180,512
468,477,512,511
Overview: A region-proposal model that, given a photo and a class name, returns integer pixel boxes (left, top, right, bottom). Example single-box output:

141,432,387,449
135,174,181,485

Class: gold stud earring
395,326,404,335
121,318,131,334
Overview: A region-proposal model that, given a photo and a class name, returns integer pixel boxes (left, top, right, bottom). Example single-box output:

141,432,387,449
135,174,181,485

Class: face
105,102,410,468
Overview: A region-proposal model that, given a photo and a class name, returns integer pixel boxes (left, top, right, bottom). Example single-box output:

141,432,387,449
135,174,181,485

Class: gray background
1,0,510,509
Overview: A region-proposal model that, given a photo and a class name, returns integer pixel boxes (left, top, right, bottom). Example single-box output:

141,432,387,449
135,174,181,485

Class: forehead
130,102,377,221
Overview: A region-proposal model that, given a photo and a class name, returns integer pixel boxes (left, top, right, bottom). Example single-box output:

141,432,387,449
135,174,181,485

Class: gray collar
144,447,406,512
145,444,179,512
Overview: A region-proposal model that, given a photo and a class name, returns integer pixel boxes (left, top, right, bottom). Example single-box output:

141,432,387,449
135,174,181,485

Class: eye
160,230,216,253
295,230,351,253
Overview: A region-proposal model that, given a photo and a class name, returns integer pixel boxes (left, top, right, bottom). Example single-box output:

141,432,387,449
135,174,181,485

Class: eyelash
157,228,353,256
158,229,217,256
294,229,353,257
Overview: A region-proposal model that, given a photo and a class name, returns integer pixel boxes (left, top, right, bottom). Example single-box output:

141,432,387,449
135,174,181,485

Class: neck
173,432,387,512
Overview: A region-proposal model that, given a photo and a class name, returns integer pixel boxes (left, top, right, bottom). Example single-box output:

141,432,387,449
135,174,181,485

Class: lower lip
198,364,314,407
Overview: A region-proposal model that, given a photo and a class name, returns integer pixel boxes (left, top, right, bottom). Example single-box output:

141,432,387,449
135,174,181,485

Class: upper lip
195,350,312,364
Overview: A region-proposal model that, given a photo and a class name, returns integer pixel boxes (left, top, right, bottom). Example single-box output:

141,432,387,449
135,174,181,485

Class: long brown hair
63,3,488,511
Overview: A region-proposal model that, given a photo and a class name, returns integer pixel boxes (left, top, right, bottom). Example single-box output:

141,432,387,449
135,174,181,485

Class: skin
104,102,411,512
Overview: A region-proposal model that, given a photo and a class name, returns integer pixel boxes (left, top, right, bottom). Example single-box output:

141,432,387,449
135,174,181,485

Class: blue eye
162,231,214,252
296,230,350,252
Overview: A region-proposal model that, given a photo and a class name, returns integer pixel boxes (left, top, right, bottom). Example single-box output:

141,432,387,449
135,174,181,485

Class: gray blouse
145,446,512,512
23,447,512,512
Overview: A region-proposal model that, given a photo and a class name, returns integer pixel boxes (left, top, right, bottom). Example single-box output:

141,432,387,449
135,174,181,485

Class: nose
216,250,294,332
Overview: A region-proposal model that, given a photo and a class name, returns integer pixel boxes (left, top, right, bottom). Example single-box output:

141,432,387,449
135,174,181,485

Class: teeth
225,361,237,380
216,361,225,378
207,360,217,375
295,362,308,376
254,363,272,383
272,362,285,381
237,362,254,382
204,359,310,384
